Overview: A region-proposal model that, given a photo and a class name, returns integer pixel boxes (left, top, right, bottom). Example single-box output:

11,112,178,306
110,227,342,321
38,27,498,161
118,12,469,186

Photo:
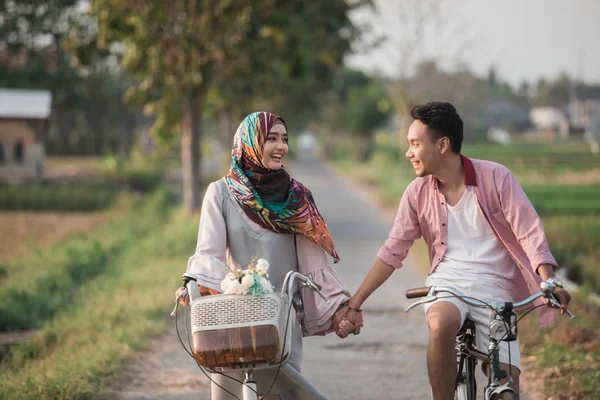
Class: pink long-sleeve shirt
377,156,558,327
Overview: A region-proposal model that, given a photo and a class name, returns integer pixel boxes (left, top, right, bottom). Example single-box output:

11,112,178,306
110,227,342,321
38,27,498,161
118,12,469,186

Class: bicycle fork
243,372,258,400
484,338,515,400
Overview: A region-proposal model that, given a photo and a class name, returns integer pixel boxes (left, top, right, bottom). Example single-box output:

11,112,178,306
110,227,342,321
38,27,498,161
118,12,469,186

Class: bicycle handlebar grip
405,287,431,299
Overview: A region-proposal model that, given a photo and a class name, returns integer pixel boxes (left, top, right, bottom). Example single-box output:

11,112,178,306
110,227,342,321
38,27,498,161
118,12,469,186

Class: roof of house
575,85,600,101
0,89,52,119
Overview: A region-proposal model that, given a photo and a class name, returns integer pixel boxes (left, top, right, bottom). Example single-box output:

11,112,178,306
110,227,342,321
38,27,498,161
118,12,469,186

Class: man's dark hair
410,102,463,154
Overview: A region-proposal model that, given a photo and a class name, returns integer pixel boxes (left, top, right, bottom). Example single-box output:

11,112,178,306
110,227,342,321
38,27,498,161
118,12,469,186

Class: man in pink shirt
337,102,571,399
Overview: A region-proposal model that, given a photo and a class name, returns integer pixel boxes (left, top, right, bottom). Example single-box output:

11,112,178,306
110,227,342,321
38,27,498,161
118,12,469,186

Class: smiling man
337,102,571,399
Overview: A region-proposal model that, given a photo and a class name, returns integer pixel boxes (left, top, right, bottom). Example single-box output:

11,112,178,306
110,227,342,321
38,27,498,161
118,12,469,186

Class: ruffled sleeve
186,181,228,292
296,236,350,337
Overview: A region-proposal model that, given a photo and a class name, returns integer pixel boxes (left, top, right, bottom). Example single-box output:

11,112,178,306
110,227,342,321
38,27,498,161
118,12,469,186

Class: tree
315,67,393,160
533,73,572,108
1,0,139,156
89,0,364,212
355,0,472,151
0,0,84,153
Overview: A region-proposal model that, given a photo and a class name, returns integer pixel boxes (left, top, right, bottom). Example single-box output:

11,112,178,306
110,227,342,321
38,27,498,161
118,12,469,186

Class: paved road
111,154,432,400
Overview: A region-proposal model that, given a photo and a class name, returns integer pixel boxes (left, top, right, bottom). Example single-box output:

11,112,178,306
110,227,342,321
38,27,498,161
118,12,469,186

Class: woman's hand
175,285,220,306
175,287,189,306
333,303,364,338
336,319,356,338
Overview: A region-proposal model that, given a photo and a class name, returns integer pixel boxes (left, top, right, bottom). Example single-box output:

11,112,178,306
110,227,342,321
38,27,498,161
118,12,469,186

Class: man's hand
537,265,573,315
333,304,364,338
553,288,572,315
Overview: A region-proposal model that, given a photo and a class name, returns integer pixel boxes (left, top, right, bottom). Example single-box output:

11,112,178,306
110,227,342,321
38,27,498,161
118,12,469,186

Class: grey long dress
187,179,350,399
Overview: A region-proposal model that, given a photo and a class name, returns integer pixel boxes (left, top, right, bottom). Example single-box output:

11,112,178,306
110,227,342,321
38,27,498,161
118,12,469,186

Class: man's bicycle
172,271,329,400
405,278,575,400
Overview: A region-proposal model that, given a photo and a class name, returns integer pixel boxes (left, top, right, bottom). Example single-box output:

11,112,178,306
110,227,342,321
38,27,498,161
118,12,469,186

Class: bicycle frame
175,271,329,400
454,321,515,400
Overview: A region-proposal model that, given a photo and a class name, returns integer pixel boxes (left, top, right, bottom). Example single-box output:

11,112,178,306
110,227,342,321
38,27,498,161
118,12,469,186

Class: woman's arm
186,181,229,294
296,236,351,336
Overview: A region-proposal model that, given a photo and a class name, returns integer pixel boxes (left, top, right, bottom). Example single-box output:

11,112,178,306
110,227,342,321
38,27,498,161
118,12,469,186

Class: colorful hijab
225,112,340,263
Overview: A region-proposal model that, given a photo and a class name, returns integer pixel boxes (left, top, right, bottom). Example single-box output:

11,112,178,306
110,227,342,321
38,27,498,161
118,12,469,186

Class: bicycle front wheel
455,355,476,400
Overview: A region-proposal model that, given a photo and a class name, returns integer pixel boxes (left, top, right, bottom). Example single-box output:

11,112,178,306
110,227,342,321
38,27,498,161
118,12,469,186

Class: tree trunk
218,106,234,148
92,120,104,156
181,90,204,213
53,104,71,155
121,111,136,157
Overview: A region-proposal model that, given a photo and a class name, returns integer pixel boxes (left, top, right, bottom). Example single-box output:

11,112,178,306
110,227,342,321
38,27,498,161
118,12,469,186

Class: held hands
333,303,364,339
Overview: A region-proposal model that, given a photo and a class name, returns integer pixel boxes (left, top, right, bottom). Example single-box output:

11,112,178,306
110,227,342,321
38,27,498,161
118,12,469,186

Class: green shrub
544,216,600,295
0,189,192,399
0,241,112,331
0,181,118,211
118,167,163,192
524,185,600,215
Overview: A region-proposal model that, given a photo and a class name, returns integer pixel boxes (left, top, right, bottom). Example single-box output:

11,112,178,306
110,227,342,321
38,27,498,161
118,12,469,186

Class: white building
0,89,52,181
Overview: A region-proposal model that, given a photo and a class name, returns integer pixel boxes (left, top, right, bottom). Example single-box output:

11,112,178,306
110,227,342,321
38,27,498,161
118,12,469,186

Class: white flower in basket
220,258,274,296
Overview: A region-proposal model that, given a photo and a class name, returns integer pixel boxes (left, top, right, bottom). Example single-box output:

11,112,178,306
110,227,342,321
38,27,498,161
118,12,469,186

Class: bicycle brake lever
170,302,179,317
307,283,330,303
548,294,576,319
302,281,330,304
170,287,188,316
404,296,437,312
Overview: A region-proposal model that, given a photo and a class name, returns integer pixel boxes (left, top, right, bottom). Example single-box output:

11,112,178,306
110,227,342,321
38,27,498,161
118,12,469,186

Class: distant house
529,106,569,139
480,100,530,131
569,85,600,130
0,89,52,181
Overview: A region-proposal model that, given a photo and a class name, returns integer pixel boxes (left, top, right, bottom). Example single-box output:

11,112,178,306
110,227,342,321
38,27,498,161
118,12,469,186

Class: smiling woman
180,111,352,399
261,122,288,170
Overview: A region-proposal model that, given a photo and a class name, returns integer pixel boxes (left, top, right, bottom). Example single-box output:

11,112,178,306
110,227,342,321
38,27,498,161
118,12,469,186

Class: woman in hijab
184,111,355,399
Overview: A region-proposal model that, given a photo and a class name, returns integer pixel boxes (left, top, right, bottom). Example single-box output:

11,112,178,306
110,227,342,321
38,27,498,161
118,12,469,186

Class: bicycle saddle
457,318,476,336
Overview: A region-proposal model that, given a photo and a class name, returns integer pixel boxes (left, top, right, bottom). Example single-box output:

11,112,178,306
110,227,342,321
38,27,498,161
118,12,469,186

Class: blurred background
0,1,598,399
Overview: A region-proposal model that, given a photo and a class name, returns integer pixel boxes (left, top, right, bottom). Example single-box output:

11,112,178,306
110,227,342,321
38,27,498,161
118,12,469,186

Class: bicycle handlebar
404,280,575,319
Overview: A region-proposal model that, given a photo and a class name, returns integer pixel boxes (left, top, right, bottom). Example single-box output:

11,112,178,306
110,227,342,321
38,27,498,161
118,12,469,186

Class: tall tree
1,0,138,156
89,0,364,212
316,67,393,160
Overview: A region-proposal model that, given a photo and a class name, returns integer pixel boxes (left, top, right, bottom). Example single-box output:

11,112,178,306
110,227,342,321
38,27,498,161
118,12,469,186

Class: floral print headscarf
225,112,340,263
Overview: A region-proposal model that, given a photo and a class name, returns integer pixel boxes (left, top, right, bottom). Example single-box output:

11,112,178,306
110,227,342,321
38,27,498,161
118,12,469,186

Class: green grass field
462,141,600,174
0,189,200,399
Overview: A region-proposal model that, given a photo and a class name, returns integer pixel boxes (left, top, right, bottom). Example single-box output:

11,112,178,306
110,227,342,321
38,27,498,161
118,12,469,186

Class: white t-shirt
433,188,517,293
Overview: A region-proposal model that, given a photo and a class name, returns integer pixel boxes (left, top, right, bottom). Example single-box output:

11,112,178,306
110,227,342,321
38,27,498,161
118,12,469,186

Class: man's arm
334,182,422,337
497,169,558,271
348,257,396,310
497,170,571,312
334,258,395,336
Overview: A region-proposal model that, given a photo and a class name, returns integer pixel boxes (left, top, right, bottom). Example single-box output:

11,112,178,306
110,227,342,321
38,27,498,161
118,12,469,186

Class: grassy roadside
0,190,200,399
331,156,600,399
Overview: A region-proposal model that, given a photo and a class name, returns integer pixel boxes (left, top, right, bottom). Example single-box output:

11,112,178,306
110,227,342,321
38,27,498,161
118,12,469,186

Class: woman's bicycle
404,278,575,400
172,271,329,400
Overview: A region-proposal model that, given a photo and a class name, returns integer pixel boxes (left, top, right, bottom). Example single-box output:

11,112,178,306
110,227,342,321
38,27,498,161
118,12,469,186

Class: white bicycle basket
190,292,294,370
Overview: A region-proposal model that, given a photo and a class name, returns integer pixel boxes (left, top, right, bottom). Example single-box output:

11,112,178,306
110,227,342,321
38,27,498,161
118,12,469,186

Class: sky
345,0,600,87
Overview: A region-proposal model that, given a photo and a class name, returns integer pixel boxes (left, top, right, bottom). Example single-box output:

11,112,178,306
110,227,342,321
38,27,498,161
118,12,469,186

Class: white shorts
422,276,521,371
